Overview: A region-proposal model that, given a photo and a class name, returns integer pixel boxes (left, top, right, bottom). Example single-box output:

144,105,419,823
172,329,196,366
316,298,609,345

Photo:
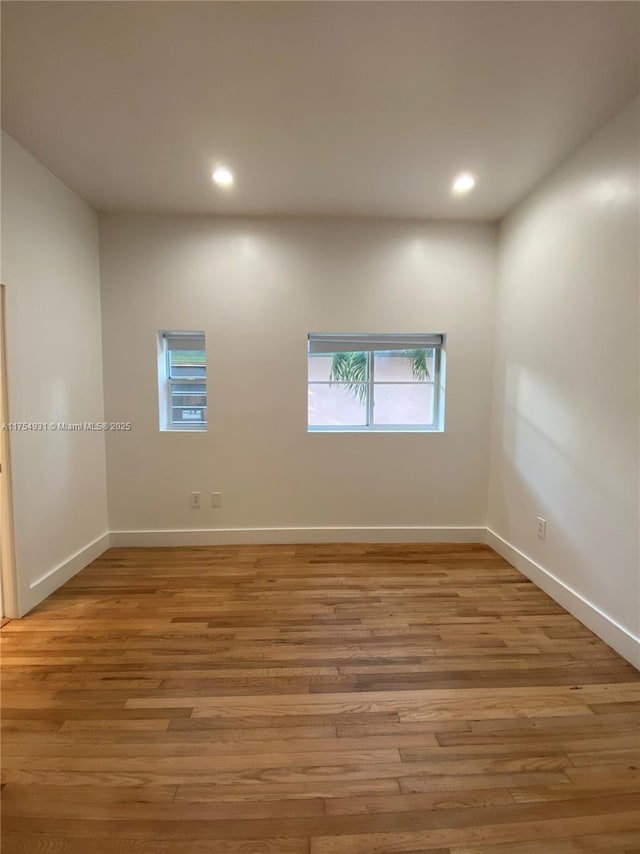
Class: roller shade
308,333,443,355
163,332,205,351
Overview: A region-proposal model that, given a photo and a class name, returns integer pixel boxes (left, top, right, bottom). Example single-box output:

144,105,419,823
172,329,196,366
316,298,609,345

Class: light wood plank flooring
1,543,639,853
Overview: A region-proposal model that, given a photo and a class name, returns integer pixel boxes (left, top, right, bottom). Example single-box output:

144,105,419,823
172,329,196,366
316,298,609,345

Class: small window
307,333,446,432
158,331,207,431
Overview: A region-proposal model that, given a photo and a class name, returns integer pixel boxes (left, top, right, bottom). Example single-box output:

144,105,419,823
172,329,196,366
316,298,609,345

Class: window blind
308,333,443,355
163,332,205,351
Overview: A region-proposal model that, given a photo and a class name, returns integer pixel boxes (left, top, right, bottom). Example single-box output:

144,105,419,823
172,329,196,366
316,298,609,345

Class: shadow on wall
492,360,638,635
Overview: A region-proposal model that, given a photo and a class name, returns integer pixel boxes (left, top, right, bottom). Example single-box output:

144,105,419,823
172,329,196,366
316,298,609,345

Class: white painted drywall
99,216,496,535
488,98,640,646
0,132,109,615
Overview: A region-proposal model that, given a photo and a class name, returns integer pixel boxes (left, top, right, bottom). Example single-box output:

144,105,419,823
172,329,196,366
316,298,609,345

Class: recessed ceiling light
212,166,234,188
452,172,476,195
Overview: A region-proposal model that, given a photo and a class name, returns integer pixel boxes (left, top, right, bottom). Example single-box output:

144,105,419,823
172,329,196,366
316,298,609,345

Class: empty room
0,1,639,852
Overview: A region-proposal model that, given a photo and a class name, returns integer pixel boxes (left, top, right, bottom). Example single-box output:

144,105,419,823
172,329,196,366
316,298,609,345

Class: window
307,333,445,432
158,332,207,431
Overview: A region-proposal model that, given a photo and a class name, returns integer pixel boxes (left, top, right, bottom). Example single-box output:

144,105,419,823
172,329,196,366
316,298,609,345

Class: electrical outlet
536,517,547,539
190,491,202,509
211,492,222,508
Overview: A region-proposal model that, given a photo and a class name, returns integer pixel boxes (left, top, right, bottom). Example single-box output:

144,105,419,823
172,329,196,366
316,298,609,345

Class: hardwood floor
1,543,639,853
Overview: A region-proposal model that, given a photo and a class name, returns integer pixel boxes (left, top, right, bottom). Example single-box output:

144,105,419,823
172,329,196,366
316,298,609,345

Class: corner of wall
486,528,639,670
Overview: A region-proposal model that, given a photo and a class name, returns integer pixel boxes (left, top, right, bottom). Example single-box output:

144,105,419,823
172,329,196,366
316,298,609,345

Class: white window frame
307,333,446,433
157,331,207,432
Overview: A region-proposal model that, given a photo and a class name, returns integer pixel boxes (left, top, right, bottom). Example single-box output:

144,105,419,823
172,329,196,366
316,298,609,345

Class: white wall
0,132,109,615
99,215,496,540
488,98,640,665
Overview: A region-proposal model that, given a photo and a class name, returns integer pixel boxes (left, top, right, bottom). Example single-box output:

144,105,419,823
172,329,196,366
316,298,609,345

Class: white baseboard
17,525,638,671
24,531,111,616
485,528,640,670
109,526,486,548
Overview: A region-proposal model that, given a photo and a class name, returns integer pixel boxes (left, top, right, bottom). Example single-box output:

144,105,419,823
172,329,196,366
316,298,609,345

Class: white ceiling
2,1,638,220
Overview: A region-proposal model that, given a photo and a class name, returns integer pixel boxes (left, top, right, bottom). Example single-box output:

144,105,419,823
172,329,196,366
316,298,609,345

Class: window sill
307,427,444,434
160,428,208,434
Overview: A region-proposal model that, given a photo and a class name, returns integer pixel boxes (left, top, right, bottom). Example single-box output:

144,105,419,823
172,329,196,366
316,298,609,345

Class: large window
308,333,445,432
158,332,207,431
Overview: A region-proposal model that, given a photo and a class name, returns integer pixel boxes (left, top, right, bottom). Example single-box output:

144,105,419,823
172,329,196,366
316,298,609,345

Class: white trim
485,528,640,670
110,526,485,548
0,284,19,619
15,524,638,672
25,532,111,612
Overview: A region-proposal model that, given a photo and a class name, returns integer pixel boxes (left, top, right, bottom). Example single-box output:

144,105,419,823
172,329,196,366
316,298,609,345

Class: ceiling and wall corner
1,1,638,220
